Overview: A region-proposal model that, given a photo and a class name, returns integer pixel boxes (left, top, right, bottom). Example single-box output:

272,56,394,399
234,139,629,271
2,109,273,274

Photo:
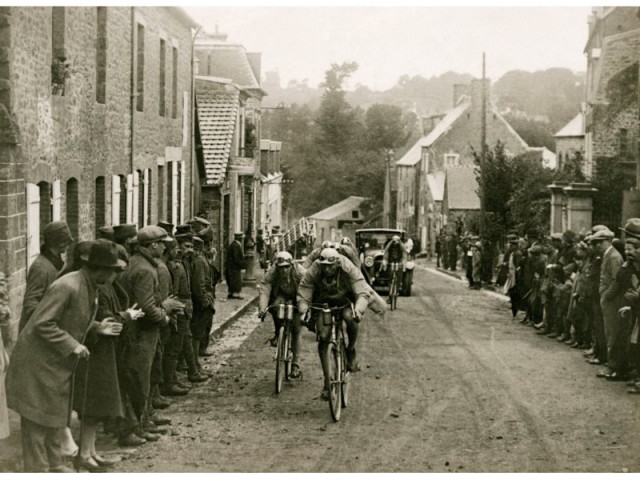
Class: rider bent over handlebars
297,248,370,400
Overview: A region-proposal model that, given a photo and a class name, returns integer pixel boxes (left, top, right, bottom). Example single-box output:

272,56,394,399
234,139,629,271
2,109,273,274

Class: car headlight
364,256,374,267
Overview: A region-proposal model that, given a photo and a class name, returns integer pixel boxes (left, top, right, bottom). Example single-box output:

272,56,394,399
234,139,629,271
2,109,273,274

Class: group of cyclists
258,235,407,400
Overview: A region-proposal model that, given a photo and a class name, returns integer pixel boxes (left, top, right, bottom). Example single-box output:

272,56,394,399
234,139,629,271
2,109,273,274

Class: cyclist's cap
275,250,293,266
391,235,401,242
319,248,340,265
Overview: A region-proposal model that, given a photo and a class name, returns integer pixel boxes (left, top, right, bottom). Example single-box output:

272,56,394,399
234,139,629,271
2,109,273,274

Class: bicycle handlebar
258,302,299,321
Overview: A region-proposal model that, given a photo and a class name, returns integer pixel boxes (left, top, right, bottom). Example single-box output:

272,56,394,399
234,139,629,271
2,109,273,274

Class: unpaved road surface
107,267,640,472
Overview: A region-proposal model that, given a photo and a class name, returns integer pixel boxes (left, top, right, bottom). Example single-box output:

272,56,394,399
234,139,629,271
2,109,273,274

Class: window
111,175,120,225
145,168,152,226
172,47,178,119
94,176,106,236
51,7,66,95
119,175,127,225
619,128,629,159
136,23,144,112
66,178,79,239
444,153,460,167
37,181,52,231
159,38,166,116
26,183,41,266
137,169,144,228
352,210,359,219
166,162,173,223
96,7,107,104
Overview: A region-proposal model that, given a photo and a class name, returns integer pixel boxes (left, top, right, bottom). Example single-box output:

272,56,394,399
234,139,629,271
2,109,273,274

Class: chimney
453,83,469,107
208,24,228,42
246,52,262,86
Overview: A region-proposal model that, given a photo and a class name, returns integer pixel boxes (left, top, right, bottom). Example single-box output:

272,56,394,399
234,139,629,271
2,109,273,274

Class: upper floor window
172,47,178,119
619,128,629,159
96,7,107,104
159,38,166,117
444,153,460,167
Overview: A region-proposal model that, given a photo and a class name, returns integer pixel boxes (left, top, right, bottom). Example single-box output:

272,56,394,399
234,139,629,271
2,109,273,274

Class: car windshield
357,232,400,250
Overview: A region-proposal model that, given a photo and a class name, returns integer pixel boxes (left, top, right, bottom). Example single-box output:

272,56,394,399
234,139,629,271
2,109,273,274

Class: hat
562,230,577,243
550,232,563,241
175,233,193,244
113,224,137,245
157,221,175,236
198,225,214,242
506,234,517,242
592,225,609,233
624,235,640,246
234,231,244,238
528,245,543,254
319,248,339,264
190,216,211,230
590,229,614,242
97,226,114,241
43,221,74,247
275,251,293,266
620,218,640,239
137,225,169,245
80,239,126,269
193,236,204,249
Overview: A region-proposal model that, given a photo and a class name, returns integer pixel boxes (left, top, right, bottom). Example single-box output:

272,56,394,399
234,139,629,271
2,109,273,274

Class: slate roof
554,112,584,138
197,44,261,90
309,196,369,221
195,83,239,186
445,167,480,210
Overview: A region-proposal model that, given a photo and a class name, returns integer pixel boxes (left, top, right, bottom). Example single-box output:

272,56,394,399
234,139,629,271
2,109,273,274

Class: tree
364,104,413,152
316,62,363,155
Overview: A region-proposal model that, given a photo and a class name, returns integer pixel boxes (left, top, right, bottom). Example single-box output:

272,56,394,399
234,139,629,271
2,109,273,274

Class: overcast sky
183,6,592,91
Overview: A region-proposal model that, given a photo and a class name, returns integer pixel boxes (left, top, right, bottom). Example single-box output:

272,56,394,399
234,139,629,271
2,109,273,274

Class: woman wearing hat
73,244,144,472
6,240,128,472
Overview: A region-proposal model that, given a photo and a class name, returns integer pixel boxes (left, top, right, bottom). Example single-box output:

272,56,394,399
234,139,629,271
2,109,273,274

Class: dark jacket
19,247,64,331
7,268,97,427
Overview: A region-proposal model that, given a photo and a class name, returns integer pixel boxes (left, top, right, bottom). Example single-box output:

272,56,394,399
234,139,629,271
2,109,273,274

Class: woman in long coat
72,245,143,471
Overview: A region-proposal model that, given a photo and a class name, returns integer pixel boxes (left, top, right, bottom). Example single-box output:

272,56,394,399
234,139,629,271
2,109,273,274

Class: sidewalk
0,277,260,472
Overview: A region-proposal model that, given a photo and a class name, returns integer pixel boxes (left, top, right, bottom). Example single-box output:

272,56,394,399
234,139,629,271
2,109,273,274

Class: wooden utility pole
480,52,487,237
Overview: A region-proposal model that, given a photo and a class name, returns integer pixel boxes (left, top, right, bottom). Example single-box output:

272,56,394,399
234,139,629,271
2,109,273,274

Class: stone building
193,29,265,270
309,196,369,244
0,7,198,338
259,139,283,233
393,78,530,256
555,112,585,174
583,7,640,185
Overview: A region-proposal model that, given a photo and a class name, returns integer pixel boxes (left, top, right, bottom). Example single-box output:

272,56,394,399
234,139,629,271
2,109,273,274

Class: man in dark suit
225,232,246,299
592,228,626,380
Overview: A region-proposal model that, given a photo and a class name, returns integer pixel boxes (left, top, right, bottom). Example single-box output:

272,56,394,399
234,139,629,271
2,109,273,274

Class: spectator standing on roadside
225,232,246,299
19,221,73,331
6,240,124,472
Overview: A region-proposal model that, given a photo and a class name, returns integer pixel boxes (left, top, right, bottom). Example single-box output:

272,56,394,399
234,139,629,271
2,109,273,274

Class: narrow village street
92,263,640,473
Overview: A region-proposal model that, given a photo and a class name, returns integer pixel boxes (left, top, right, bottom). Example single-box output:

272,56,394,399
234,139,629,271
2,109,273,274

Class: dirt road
111,266,640,472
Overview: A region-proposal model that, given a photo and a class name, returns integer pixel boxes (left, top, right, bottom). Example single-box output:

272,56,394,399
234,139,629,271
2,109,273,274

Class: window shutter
26,183,41,267
132,171,139,227
126,174,134,224
171,160,178,225
143,169,149,227
112,175,121,225
179,161,185,224
52,179,61,221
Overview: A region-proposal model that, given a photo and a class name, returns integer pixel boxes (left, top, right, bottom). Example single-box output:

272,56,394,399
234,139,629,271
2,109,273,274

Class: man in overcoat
118,226,175,442
6,240,124,472
190,236,215,369
19,221,73,331
225,232,246,299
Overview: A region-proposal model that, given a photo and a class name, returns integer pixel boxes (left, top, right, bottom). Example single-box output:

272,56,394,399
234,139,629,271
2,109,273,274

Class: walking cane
67,295,99,460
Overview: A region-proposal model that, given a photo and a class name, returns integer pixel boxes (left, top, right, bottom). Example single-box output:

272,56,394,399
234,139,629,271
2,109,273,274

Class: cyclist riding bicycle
381,235,407,302
297,248,370,400
259,251,306,379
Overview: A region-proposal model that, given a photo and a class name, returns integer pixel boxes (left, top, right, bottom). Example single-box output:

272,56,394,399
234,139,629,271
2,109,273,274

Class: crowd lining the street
0,217,248,472
438,220,640,391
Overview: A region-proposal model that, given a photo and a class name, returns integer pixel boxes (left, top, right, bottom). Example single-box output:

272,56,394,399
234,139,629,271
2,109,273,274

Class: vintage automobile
355,228,414,296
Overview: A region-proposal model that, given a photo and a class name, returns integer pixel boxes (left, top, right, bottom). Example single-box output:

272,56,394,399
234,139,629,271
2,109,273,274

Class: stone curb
210,293,260,339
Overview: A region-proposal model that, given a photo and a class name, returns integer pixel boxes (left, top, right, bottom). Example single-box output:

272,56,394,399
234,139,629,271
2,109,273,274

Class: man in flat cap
191,236,216,367
113,224,138,254
96,226,115,242
225,232,246,299
19,221,74,331
157,221,175,237
118,226,178,442
592,228,626,380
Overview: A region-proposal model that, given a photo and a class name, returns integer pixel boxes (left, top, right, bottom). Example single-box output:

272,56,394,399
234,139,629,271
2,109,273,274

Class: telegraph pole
480,52,487,237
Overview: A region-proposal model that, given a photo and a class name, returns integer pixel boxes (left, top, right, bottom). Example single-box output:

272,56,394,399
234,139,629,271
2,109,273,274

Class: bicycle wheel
275,326,286,394
340,338,349,408
327,342,342,422
284,323,292,380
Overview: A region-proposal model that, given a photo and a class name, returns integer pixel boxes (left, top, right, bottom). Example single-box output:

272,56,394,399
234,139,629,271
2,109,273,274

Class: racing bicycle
308,302,355,422
259,301,298,394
